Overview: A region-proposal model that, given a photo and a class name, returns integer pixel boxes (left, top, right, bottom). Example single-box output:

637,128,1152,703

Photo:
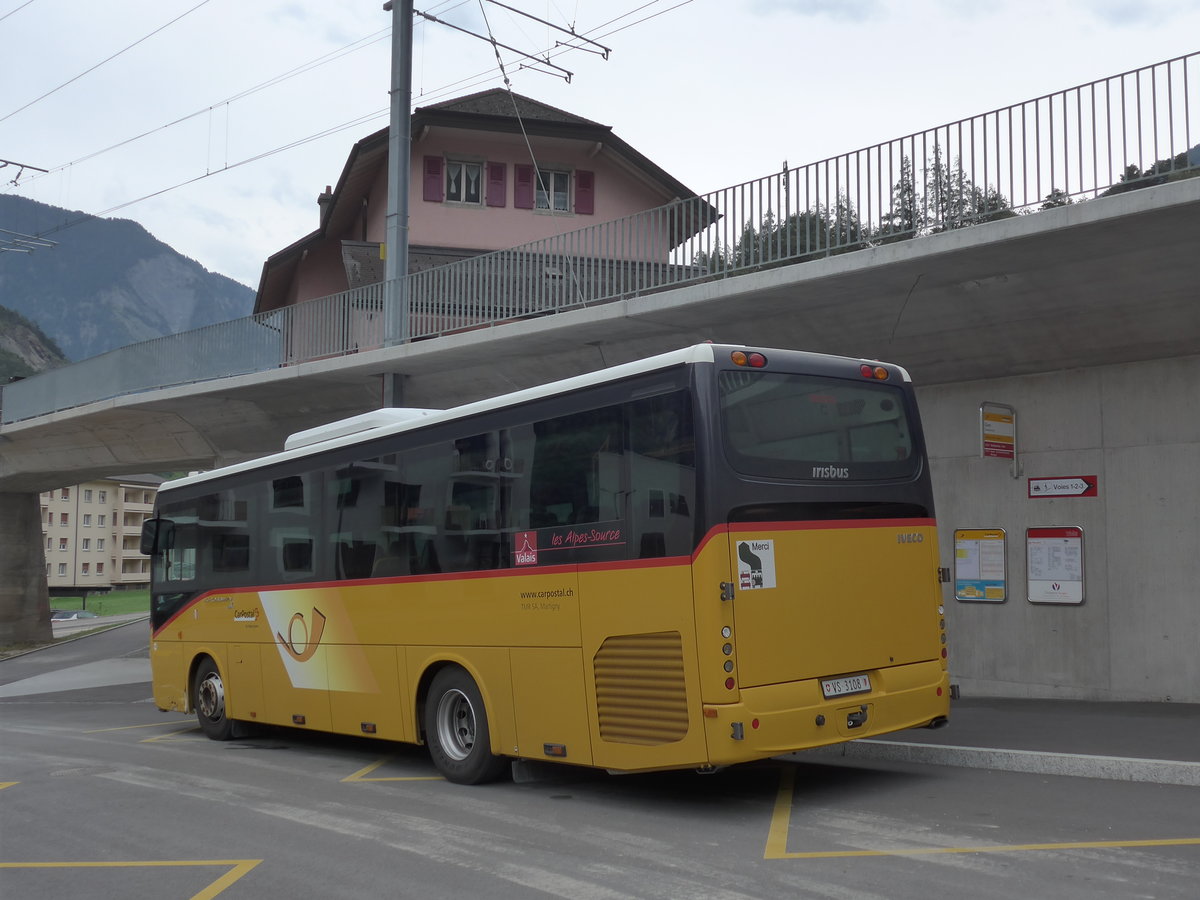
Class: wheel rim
197,671,225,723
434,687,477,761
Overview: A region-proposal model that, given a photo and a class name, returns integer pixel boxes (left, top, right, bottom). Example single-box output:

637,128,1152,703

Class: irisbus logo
811,465,850,479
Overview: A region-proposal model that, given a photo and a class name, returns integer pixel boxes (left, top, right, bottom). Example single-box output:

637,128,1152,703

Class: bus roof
156,343,910,496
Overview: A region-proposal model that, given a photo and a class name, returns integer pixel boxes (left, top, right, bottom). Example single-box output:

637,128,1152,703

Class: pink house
254,89,708,318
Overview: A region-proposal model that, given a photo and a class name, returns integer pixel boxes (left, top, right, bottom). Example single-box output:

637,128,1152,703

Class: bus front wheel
193,657,234,741
424,667,507,784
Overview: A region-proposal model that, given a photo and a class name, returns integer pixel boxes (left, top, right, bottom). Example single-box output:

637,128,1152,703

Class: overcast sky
2,0,1197,290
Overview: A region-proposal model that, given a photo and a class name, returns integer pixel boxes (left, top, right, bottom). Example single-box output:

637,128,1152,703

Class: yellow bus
142,344,950,783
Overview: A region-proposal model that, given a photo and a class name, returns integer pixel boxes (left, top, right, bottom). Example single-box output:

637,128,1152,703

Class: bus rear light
860,364,890,380
731,350,768,368
941,648,948,659
723,660,734,672
703,706,719,718
292,714,306,725
751,718,760,730
725,677,736,690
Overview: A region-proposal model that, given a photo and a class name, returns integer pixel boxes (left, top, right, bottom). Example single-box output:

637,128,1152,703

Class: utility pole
383,0,413,346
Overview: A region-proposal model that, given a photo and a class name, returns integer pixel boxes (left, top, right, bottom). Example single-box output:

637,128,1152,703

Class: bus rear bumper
701,660,951,766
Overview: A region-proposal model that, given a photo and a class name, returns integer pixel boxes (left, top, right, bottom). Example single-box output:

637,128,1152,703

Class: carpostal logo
811,465,850,479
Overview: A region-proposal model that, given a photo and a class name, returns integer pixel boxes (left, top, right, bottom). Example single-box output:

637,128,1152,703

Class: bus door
727,520,940,690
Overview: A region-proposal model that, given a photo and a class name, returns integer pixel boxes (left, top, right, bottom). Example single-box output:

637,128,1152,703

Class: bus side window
529,406,623,528
267,473,320,582
629,391,695,559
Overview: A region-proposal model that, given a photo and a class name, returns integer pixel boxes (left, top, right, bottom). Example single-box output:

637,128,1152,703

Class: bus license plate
821,673,871,698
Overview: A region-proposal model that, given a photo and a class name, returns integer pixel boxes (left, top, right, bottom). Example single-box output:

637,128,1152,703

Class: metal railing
3,53,1196,425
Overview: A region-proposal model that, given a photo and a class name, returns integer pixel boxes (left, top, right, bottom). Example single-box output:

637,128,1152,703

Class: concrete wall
918,354,1200,702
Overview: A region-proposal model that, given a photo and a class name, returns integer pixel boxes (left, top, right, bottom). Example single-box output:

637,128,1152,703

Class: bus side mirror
141,518,174,555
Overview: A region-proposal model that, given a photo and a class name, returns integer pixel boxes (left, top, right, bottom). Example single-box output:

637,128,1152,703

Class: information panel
980,402,1016,460
954,528,1007,602
1026,526,1085,605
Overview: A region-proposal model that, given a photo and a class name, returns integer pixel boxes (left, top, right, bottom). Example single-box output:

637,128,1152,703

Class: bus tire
193,657,235,741
424,667,507,784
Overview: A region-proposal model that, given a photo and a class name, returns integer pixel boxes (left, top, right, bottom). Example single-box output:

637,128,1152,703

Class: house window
46,537,52,550
60,513,69,526
97,538,106,551
59,538,68,551
57,563,67,576
61,488,70,500
82,539,91,550
515,165,593,214
83,514,92,526
446,160,482,205
84,490,93,503
81,563,90,576
97,515,106,527
536,169,570,211
97,563,104,575
48,512,54,525
98,490,107,503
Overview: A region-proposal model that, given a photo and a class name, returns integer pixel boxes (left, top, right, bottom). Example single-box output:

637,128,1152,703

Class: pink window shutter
486,162,507,207
575,170,595,215
423,156,443,202
514,164,535,209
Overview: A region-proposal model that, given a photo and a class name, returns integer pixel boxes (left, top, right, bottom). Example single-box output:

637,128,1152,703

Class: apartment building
40,474,164,591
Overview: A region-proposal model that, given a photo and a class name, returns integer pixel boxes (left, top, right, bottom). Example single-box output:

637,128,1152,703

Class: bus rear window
718,370,917,480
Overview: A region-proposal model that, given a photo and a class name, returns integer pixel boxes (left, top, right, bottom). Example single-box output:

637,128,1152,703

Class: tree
694,199,867,275
1040,188,1074,210
876,155,922,243
926,147,1014,231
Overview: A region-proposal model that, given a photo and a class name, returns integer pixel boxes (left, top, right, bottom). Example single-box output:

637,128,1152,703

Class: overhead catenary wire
0,0,39,25
0,0,214,126
8,0,692,245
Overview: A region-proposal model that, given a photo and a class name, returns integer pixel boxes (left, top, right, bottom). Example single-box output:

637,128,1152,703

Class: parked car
50,610,100,620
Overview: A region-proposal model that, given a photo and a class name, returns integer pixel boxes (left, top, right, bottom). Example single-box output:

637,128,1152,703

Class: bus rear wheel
193,657,235,741
424,667,507,784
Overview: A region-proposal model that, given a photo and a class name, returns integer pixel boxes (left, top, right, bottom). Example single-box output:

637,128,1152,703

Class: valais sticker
514,531,538,566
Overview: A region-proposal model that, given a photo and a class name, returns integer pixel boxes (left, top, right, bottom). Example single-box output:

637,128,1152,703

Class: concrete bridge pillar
0,492,52,644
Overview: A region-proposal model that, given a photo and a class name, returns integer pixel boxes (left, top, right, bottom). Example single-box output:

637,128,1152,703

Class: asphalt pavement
3,617,1197,786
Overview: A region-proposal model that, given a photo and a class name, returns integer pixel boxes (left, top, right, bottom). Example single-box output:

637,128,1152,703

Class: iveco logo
897,533,924,544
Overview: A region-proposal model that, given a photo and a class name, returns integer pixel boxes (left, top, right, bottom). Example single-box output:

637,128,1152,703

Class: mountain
0,304,68,380
0,195,255,362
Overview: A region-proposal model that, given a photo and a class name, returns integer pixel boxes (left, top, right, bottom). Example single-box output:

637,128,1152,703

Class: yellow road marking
765,766,1200,860
85,719,193,734
0,859,261,900
140,727,203,743
343,756,443,783
0,782,17,790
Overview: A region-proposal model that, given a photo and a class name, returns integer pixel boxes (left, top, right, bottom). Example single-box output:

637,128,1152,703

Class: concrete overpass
3,179,1198,702
3,180,1196,491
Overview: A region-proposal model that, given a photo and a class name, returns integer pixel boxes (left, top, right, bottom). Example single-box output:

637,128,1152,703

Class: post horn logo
277,608,327,662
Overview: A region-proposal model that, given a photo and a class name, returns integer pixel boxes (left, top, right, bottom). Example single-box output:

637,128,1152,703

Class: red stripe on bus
151,518,937,636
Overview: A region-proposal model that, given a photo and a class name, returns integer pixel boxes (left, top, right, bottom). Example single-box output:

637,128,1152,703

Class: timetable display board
1026,526,1085,604
954,528,1007,602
